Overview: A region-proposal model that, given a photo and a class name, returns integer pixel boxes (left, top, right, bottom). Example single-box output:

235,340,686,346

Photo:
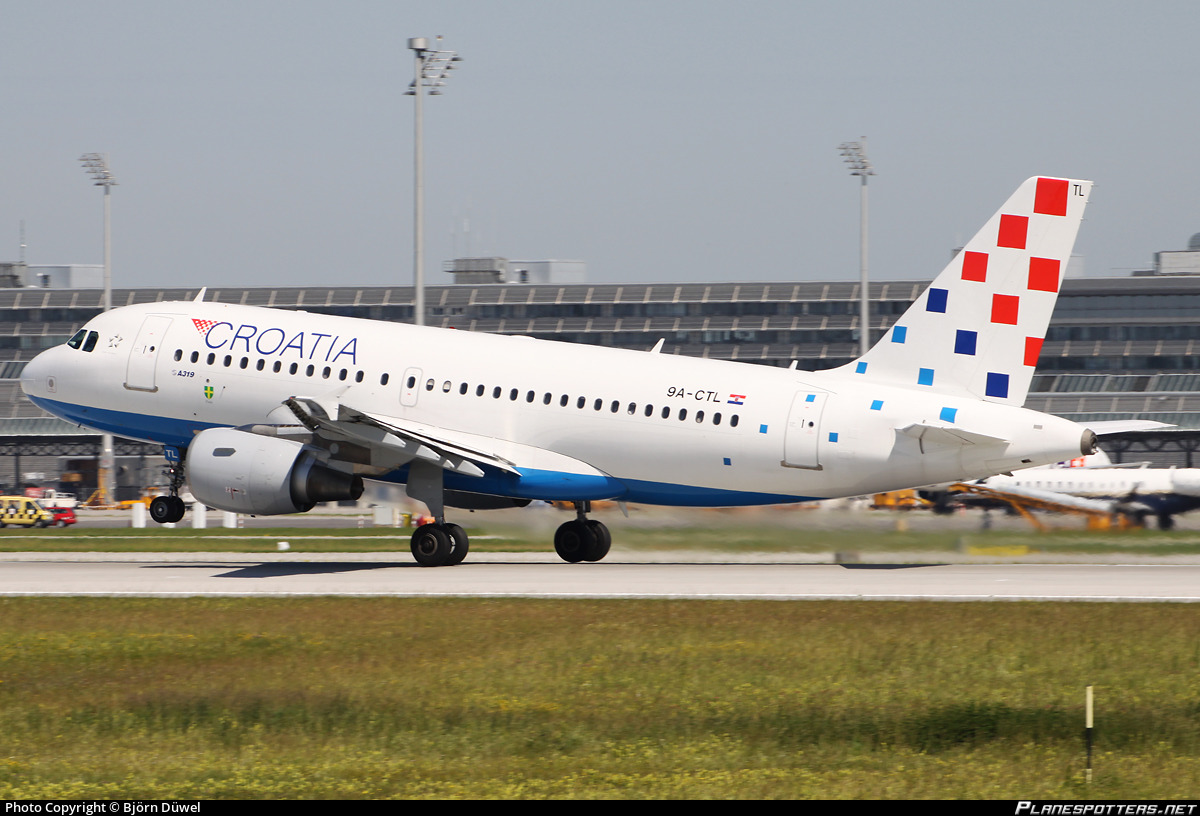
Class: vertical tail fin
838,176,1092,406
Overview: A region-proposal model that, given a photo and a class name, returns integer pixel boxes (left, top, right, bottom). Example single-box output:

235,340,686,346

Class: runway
2,552,1199,601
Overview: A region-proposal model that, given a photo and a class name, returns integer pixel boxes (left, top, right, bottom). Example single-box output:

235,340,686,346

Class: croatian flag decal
727,394,746,405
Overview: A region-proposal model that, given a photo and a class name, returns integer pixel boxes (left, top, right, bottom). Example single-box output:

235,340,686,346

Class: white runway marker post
1085,685,1094,784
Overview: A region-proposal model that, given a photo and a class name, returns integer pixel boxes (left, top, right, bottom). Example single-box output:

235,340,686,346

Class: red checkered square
991,294,1019,325
961,251,988,282
1024,336,1043,367
1027,257,1060,292
192,318,217,334
997,214,1028,249
1034,177,1069,216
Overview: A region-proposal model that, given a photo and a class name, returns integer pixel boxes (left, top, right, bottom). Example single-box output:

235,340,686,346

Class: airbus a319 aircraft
22,176,1116,566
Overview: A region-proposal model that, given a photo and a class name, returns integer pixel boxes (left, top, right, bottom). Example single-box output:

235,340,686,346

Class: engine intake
187,428,363,515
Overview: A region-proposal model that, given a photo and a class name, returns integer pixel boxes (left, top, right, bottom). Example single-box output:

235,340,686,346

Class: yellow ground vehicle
0,496,53,528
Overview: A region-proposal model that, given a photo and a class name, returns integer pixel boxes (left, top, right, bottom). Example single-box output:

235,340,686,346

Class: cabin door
125,315,173,392
782,390,830,470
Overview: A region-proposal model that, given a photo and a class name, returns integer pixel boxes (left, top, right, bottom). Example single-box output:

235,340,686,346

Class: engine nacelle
187,428,363,515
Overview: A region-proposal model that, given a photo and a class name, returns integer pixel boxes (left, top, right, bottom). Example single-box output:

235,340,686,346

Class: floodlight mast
407,37,462,327
78,153,116,313
838,140,874,357
78,153,117,505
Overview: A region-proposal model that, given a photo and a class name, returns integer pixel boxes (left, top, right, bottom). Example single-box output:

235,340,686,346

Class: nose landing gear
149,447,187,524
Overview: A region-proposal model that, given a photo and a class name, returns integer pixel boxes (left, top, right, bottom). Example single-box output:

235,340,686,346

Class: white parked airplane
927,450,1200,529
22,176,1113,565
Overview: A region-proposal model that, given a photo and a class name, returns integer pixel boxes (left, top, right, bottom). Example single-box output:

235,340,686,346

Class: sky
3,0,1200,289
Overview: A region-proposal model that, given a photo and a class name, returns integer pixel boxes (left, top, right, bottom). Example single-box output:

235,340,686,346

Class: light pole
407,37,461,327
78,153,116,504
838,139,874,357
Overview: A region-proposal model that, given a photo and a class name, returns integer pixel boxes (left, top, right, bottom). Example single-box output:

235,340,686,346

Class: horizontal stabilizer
1087,420,1175,436
899,422,1009,451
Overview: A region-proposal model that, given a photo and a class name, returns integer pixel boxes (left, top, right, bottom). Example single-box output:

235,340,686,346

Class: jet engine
187,428,363,515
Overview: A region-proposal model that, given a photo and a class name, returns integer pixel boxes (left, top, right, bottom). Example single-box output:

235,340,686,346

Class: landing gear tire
411,524,453,567
150,495,185,524
554,519,597,563
584,519,611,562
445,523,470,566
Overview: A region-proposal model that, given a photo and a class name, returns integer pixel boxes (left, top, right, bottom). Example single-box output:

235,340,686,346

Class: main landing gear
149,448,187,524
553,501,611,563
409,500,612,567
410,521,470,567
405,461,613,568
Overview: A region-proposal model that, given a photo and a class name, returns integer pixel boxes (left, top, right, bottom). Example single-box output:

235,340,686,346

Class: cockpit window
67,330,87,349
82,331,99,353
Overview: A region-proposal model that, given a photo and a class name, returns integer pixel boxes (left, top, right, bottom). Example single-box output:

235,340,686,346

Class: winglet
194,287,207,303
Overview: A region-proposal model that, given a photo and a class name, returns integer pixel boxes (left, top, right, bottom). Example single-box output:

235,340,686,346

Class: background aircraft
924,448,1200,529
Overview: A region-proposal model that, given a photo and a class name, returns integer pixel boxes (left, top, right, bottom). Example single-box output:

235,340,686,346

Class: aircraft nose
20,349,55,399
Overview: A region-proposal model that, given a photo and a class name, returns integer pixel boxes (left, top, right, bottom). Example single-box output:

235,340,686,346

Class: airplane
924,449,1200,529
21,175,1118,566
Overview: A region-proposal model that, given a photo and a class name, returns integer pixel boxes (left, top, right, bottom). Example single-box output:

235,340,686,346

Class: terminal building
4,251,1200,497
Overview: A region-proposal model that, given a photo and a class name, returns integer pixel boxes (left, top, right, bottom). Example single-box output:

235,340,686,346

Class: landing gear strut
406,461,470,567
554,501,611,563
149,448,187,524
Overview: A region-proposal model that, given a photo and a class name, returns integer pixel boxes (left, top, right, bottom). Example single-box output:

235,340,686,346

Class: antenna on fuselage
194,287,207,303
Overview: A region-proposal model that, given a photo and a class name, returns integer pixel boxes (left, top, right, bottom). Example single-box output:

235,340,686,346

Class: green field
1,597,1198,799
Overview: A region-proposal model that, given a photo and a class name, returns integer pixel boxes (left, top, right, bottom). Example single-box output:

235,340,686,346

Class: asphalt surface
2,552,1199,601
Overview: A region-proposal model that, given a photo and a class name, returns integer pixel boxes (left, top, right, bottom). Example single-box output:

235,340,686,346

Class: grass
1,598,1199,798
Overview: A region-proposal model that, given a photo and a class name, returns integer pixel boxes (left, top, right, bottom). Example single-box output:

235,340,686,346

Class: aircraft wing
276,394,616,485
953,481,1120,515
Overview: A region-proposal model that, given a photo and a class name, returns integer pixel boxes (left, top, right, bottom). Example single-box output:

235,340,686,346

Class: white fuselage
21,300,1091,506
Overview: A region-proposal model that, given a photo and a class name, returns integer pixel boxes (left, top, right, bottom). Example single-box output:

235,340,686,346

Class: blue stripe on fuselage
28,396,817,507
